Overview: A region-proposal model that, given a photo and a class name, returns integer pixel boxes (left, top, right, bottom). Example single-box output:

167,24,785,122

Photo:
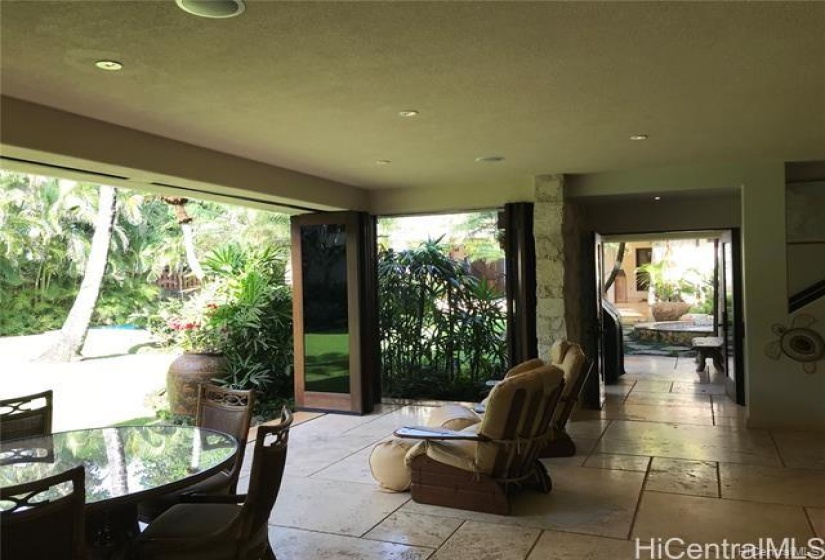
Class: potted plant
165,294,229,417
636,261,693,322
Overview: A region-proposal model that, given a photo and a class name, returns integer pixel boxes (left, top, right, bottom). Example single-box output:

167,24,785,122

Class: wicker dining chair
1,464,86,560
137,384,255,523
133,407,293,560
0,390,53,442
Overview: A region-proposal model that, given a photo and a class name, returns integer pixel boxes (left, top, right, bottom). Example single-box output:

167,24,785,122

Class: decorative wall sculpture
765,313,824,374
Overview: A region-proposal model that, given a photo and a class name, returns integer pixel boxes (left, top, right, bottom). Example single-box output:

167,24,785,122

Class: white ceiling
1,1,824,192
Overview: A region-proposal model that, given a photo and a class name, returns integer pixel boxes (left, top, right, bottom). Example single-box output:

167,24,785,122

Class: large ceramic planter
167,352,229,416
650,302,691,322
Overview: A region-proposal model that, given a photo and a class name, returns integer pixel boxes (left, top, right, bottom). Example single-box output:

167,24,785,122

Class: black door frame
503,203,538,366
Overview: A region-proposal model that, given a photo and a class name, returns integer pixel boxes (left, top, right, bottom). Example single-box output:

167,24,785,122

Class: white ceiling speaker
175,0,246,19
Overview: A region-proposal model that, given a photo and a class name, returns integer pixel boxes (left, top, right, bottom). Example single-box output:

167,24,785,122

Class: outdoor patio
230,356,825,560
4,337,824,558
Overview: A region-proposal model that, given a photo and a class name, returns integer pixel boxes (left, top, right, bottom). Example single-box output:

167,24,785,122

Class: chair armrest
394,426,489,441
179,492,246,504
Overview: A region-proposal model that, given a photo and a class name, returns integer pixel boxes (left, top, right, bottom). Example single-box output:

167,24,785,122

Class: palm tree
161,197,204,280
39,185,117,361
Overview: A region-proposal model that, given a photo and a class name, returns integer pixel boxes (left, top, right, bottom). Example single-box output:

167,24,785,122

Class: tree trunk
103,428,129,496
603,242,626,293
161,197,204,281
181,222,205,280
39,185,117,362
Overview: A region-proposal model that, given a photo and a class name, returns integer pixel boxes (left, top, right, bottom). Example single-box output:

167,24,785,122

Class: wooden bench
692,336,724,374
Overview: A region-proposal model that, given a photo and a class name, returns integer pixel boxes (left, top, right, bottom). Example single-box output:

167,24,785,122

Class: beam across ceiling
0,96,367,213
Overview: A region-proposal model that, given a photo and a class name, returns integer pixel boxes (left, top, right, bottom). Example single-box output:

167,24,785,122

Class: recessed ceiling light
654,196,662,201
375,160,391,165
630,134,649,141
94,60,123,71
397,110,419,118
176,0,245,18
475,156,505,163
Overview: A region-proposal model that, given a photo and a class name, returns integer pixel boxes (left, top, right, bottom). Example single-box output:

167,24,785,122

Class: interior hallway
234,356,825,559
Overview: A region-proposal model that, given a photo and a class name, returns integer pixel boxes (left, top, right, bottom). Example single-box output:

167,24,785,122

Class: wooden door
291,212,378,414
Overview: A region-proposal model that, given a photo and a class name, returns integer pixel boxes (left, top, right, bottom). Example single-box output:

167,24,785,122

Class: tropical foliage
204,244,294,398
2,170,294,412
147,243,293,407
378,238,507,401
0,171,290,337
0,172,159,335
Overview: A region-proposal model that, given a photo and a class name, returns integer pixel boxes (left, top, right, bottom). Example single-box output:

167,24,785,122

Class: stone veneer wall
534,175,589,359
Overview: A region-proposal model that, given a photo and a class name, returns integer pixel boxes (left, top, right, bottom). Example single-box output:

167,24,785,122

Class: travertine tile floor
234,356,824,559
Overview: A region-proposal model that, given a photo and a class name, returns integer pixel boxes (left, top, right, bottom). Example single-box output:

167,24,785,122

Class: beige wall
741,164,824,431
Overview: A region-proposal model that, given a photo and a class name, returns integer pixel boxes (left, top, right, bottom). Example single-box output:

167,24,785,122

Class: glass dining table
1,425,238,557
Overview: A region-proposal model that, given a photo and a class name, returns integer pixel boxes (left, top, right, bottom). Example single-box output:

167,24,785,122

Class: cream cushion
426,358,547,431
549,338,572,365
408,366,564,475
478,357,545,409
426,404,481,431
552,343,586,424
369,439,415,492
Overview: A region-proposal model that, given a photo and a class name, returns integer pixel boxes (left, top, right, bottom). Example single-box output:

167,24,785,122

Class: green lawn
304,332,350,393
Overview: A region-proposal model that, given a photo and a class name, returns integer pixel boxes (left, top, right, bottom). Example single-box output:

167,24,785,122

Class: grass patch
110,416,159,427
305,332,349,393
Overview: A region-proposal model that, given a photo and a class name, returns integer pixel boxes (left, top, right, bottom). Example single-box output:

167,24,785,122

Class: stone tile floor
236,356,825,559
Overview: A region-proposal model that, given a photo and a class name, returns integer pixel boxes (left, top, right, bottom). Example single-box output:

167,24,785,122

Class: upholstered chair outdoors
422,340,592,457
423,357,546,432
137,384,255,523
133,407,292,560
392,365,565,515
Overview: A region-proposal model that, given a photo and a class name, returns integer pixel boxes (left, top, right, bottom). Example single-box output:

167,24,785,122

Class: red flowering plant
165,291,228,354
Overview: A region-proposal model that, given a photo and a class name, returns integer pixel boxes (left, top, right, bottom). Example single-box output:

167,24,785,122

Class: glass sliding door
291,212,377,414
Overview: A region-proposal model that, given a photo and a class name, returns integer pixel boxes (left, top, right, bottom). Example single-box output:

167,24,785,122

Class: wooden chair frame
1,464,86,560
195,383,256,494
135,408,293,560
0,390,53,442
137,383,255,523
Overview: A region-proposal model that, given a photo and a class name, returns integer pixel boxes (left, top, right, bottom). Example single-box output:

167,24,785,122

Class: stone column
534,175,567,359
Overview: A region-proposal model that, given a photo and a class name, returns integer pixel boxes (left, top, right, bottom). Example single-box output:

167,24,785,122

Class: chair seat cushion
140,503,241,540
369,439,415,492
136,503,245,559
426,404,481,431
138,470,233,522
549,339,571,365
408,438,484,473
